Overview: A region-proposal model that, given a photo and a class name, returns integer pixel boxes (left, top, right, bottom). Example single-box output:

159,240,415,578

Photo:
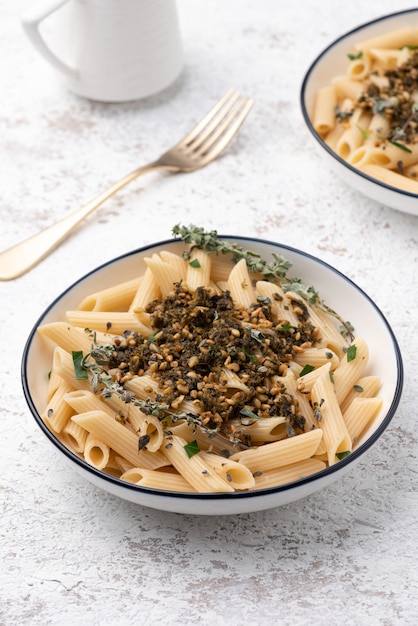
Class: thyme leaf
388,140,413,153
346,344,357,362
240,407,260,420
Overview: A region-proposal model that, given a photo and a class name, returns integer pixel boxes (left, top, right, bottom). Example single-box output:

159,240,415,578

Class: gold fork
0,89,254,280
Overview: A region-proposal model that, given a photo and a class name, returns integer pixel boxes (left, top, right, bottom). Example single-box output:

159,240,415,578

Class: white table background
1,1,417,624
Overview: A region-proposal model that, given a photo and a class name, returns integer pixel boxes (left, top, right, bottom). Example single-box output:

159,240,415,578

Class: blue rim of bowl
300,8,418,202
21,236,404,501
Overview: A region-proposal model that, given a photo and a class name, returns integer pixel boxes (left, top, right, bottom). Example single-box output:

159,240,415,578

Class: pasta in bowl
301,9,418,216
22,228,403,515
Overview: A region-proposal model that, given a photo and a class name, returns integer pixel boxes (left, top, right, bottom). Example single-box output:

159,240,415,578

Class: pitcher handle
21,0,77,77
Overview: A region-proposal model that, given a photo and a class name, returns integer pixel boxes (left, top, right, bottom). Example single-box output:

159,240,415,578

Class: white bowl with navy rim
300,9,418,216
21,237,403,515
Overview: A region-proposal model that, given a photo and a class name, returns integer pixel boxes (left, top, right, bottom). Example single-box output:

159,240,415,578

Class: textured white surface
1,1,417,624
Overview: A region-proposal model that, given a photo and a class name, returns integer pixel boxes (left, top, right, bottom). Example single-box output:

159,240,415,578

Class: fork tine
185,90,242,150
179,88,240,146
194,96,254,159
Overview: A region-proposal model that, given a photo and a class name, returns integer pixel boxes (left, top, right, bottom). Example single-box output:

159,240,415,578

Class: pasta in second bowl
301,9,418,216
21,233,403,515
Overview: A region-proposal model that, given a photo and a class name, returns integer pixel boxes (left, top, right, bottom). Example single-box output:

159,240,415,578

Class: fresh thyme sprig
172,224,355,339
172,224,292,282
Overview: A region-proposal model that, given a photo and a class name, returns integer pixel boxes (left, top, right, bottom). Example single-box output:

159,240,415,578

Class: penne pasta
313,26,418,195
253,458,327,489
293,347,339,370
84,432,110,470
36,241,381,493
199,451,256,490
77,277,141,312
121,467,196,492
66,310,153,337
311,370,352,466
230,429,323,473
333,337,369,405
312,85,338,135
161,435,234,492
43,378,75,433
343,397,383,444
227,257,255,308
71,410,168,470
340,375,381,415
186,247,212,291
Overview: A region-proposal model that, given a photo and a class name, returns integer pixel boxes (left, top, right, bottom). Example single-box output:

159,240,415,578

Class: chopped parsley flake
184,440,200,458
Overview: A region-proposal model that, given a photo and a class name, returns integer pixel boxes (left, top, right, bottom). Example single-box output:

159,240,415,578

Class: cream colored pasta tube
84,432,110,470
354,27,418,52
346,52,372,80
199,451,256,490
63,389,116,418
210,254,234,282
60,419,88,454
293,347,339,370
405,163,418,180
46,368,62,402
167,421,240,456
113,455,134,474
335,110,372,161
186,248,212,291
333,337,369,405
77,277,142,312
363,113,390,146
161,435,234,492
230,429,323,473
324,122,345,150
159,250,187,281
368,47,404,70
136,415,164,453
144,254,184,297
95,385,165,442
236,417,288,443
343,397,383,445
65,310,153,337
304,304,349,358
52,347,92,391
120,467,196,492
280,372,326,455
358,163,418,194
340,375,381,415
256,281,299,325
43,378,75,433
332,75,364,100
313,85,338,135
38,321,96,354
311,370,352,465
129,267,161,312
297,362,331,394
227,258,255,308
253,458,326,489
71,410,168,470
124,374,161,400
351,143,418,170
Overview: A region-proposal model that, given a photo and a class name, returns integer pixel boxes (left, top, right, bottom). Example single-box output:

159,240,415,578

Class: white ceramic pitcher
21,0,184,102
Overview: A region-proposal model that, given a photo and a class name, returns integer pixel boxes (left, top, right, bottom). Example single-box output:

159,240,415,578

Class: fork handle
0,161,166,280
